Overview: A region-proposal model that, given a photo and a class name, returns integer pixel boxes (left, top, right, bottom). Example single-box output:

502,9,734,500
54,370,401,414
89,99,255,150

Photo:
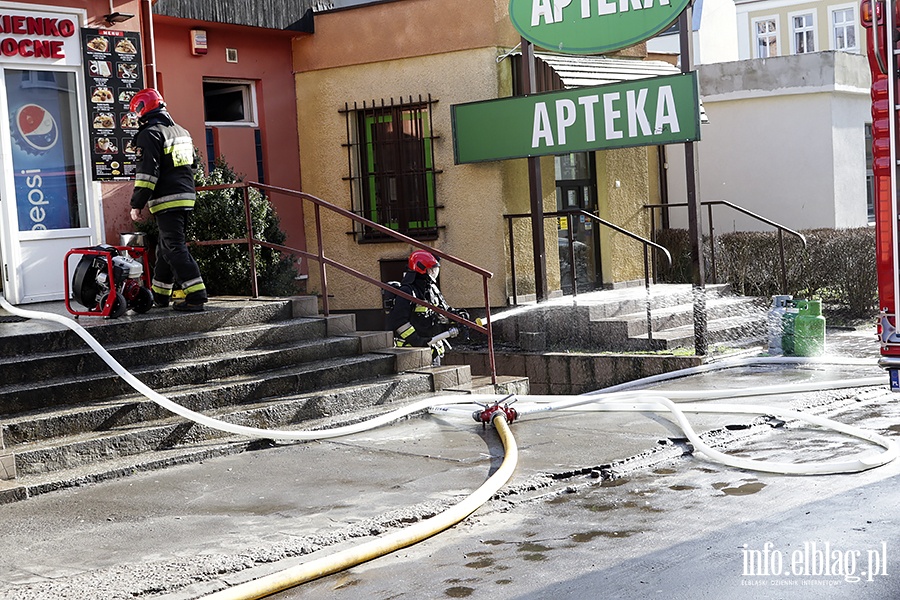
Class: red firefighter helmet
129,88,166,117
409,250,438,274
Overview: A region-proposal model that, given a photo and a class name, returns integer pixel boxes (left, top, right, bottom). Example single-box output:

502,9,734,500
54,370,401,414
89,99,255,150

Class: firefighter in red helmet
128,88,207,312
386,250,466,365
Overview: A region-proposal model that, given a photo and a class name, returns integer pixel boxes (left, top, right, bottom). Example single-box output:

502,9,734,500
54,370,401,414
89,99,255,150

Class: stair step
0,316,329,387
2,351,400,447
0,294,531,502
493,284,766,353
8,371,527,501
593,296,766,339
631,314,767,350
0,298,300,358
10,370,436,478
0,334,378,415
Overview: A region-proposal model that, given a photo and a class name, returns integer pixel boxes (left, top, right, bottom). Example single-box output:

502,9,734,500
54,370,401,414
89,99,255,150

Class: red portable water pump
65,244,153,318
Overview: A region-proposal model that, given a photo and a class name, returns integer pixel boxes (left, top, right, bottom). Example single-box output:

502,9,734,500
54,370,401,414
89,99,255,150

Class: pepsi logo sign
15,103,58,153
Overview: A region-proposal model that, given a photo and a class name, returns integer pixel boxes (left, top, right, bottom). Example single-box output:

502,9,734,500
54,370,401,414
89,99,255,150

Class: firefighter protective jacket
130,109,196,214
386,270,451,347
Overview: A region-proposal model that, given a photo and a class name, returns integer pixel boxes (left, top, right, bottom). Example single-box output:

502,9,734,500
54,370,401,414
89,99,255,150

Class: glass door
0,67,98,303
555,153,601,294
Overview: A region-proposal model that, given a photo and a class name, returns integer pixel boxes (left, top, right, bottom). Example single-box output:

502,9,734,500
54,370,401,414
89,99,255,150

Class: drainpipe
140,0,157,88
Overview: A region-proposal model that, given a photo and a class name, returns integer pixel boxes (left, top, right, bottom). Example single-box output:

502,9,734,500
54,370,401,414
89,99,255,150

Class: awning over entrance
513,51,709,123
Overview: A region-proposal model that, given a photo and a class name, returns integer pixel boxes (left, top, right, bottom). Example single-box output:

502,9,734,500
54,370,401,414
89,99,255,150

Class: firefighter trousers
153,209,207,304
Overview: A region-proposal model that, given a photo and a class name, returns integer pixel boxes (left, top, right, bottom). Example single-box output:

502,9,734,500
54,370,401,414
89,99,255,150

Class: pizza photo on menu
91,87,114,103
87,36,109,52
92,112,115,130
115,38,137,54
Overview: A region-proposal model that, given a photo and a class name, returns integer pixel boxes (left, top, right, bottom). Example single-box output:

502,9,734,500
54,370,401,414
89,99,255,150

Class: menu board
81,28,143,181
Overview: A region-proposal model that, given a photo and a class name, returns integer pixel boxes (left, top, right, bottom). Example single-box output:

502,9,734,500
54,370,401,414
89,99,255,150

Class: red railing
193,182,497,383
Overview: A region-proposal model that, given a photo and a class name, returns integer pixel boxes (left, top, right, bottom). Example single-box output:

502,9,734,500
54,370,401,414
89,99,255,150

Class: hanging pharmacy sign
509,0,690,54
452,71,699,164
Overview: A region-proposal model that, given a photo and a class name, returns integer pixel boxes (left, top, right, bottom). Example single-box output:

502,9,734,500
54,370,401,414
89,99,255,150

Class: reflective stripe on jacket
130,111,196,214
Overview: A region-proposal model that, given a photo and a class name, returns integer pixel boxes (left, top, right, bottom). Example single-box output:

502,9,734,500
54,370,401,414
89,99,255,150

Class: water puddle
445,586,475,597
462,551,495,570
465,557,495,569
669,484,696,492
332,576,361,590
600,477,630,488
584,498,663,514
718,481,767,496
522,553,548,562
518,542,553,553
572,529,641,540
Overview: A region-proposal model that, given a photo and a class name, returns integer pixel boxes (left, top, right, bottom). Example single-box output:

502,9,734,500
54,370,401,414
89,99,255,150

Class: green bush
135,156,299,297
656,227,877,318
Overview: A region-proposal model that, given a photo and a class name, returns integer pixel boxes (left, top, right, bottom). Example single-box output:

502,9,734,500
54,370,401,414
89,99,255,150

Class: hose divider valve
472,394,518,429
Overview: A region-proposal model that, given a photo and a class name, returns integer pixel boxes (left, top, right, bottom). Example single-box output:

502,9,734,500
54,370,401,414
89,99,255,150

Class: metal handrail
505,209,672,344
192,181,498,383
504,209,672,303
645,199,806,294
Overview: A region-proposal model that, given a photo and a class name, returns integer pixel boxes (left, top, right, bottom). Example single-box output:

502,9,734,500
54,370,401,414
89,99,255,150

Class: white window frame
752,16,779,58
202,78,258,127
789,10,817,55
829,3,859,52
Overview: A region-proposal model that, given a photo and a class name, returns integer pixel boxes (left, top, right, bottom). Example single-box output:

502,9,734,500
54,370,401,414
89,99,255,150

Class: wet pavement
0,327,898,599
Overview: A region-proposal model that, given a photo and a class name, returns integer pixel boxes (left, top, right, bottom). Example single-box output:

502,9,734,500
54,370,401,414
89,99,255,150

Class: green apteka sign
452,72,699,164
509,0,690,54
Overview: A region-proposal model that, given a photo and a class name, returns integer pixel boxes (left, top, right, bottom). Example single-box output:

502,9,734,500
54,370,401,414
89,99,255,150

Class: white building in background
736,0,861,59
647,0,739,64
667,51,871,233
661,0,872,233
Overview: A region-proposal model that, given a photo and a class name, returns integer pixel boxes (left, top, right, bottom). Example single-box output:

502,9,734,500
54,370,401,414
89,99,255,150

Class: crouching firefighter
386,250,467,366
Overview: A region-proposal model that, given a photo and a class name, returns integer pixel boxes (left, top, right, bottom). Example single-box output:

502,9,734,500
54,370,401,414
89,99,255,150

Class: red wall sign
0,13,77,60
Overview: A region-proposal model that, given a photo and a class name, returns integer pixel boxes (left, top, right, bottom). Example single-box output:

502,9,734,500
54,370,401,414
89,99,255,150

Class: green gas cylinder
782,301,799,356
793,299,826,357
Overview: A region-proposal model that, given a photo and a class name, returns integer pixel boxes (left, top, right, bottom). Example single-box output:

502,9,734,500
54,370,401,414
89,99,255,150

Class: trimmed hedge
656,227,877,318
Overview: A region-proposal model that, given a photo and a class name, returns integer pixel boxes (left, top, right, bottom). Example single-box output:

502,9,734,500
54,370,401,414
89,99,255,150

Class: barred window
343,96,440,241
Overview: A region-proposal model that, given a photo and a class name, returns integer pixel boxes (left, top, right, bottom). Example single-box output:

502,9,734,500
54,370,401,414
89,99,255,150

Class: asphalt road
273,378,900,600
274,392,900,600
1,329,898,600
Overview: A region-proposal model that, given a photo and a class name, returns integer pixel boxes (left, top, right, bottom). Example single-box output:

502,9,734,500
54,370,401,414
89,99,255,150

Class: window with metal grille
342,96,440,241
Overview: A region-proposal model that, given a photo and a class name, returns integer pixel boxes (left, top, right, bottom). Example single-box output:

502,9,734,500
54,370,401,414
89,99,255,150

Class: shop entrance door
0,68,99,304
555,153,601,294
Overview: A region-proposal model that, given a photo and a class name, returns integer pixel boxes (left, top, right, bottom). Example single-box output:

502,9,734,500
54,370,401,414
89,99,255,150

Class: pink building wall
104,13,307,271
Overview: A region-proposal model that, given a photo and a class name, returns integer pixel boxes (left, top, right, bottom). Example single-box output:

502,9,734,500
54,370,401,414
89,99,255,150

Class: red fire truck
863,0,900,389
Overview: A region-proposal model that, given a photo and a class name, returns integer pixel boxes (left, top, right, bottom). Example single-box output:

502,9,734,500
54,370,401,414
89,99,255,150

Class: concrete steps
0,297,527,503
492,284,767,352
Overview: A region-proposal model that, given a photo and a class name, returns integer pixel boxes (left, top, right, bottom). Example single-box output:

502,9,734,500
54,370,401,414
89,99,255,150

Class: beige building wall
596,147,660,283
295,47,550,311
293,0,662,311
